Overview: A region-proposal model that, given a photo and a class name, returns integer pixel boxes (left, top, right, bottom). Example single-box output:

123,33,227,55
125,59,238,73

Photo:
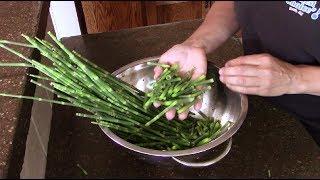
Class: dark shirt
234,1,320,120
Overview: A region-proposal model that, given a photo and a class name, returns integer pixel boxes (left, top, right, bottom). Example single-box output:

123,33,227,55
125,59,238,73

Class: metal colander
99,56,248,167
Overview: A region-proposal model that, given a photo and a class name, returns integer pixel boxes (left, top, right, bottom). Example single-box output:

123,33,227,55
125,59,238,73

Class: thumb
194,98,202,111
154,66,163,79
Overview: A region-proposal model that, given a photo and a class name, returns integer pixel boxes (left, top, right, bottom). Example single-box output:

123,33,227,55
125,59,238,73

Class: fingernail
195,103,202,111
219,76,224,82
166,113,174,120
178,112,188,120
219,68,224,75
154,74,159,80
166,109,176,120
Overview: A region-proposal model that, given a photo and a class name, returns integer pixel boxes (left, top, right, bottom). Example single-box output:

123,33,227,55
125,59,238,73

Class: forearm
290,65,320,96
183,1,240,54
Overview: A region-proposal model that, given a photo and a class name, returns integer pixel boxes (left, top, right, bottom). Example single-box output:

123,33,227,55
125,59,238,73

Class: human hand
219,53,300,96
153,42,207,120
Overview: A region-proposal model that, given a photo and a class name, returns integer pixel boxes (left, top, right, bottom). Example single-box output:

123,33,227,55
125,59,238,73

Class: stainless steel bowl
99,56,248,167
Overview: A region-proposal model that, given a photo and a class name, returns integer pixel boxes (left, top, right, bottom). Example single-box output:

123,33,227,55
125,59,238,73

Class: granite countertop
0,1,48,178
45,19,320,178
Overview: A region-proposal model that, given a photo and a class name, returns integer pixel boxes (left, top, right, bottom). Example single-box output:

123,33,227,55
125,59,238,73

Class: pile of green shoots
0,32,229,150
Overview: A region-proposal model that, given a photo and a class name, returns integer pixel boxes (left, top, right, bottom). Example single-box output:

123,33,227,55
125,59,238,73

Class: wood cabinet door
81,1,145,33
79,1,213,34
143,1,208,25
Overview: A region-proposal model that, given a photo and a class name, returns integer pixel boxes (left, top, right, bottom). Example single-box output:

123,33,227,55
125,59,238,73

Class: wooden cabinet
80,1,145,33
77,1,213,34
143,1,207,25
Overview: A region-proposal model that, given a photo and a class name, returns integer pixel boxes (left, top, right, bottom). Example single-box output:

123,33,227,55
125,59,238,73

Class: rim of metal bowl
99,56,248,157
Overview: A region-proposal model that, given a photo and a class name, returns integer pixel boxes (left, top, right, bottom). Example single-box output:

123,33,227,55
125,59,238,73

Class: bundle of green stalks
0,32,229,150
144,62,214,126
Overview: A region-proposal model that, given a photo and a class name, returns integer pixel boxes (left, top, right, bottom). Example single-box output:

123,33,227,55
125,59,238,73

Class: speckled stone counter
0,1,48,178
45,19,320,178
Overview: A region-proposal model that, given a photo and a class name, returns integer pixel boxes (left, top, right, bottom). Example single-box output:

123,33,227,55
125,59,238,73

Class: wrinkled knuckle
229,67,237,74
237,77,246,85
263,69,272,77
240,87,248,94
268,71,274,78
236,67,246,74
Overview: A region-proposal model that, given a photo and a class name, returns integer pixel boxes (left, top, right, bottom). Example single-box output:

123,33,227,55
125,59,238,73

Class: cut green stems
0,93,75,106
0,62,33,68
0,33,223,151
30,79,56,94
0,40,35,48
0,43,35,64
76,113,134,126
177,100,196,114
28,73,53,81
179,86,211,99
145,100,178,127
147,61,170,68
192,78,214,87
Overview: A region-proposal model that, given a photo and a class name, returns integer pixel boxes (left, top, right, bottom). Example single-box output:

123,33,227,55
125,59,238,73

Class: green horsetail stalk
0,31,227,151
144,62,214,126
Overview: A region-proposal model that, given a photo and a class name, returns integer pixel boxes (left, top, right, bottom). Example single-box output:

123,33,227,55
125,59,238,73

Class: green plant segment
144,62,214,126
0,32,228,150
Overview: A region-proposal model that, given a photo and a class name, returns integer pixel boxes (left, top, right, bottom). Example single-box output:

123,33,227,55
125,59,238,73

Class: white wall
49,1,81,40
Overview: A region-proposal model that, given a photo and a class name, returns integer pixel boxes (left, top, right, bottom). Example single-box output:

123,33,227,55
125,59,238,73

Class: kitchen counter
0,1,49,178
45,19,320,178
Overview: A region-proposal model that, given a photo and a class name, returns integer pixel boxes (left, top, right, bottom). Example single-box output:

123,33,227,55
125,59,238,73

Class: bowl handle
171,138,232,167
